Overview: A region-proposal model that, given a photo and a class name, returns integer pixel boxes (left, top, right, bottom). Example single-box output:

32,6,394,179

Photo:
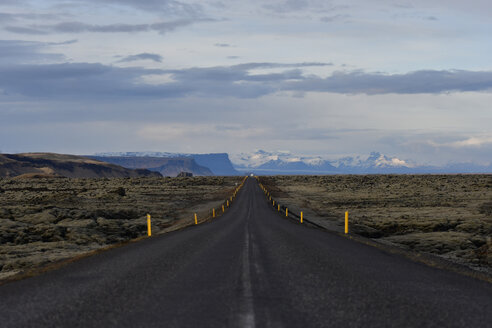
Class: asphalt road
1,177,491,327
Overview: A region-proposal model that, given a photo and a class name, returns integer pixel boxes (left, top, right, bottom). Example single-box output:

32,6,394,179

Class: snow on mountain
231,150,325,169
231,150,415,174
231,150,336,174
333,152,413,169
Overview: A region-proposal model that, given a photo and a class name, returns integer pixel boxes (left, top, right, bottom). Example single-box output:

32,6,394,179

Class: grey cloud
320,14,350,23
263,0,310,13
47,39,78,46
51,21,148,33
4,26,49,35
0,13,16,23
0,12,60,22
0,39,67,64
286,70,492,94
0,61,322,100
231,62,332,70
118,53,163,63
6,19,213,35
214,43,233,47
69,0,204,17
2,61,492,101
227,56,240,59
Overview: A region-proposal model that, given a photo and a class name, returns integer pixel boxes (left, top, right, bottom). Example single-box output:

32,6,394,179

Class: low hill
0,153,162,178
89,156,213,177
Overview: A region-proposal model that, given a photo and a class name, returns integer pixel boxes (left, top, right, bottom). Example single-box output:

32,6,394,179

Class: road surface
1,178,491,327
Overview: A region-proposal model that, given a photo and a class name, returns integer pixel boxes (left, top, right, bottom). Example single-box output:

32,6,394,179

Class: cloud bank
1,57,491,100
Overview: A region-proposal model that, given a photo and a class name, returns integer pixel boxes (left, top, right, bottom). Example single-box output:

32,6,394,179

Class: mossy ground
0,176,242,279
260,175,492,273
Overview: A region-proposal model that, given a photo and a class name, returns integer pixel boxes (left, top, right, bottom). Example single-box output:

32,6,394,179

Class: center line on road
239,200,255,328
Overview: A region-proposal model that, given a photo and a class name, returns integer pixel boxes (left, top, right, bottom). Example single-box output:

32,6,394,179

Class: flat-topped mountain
89,156,213,177
94,152,240,176
0,153,162,178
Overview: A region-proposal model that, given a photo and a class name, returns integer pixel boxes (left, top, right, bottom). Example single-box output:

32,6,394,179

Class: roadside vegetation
260,175,492,273
0,176,242,280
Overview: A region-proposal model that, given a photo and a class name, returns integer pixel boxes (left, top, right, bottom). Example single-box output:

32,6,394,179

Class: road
0,177,491,327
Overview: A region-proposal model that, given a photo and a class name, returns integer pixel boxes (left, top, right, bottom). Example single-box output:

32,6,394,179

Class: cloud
73,0,204,17
1,59,492,101
320,14,350,23
4,26,49,35
230,62,332,70
118,53,163,63
263,0,310,13
0,39,70,64
214,43,233,47
5,19,215,35
0,12,60,23
286,70,492,94
430,136,492,148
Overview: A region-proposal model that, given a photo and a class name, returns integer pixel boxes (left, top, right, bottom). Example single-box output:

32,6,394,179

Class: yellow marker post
345,211,349,234
278,204,280,211
195,213,198,225
273,200,275,206
222,205,225,213
147,214,151,237
286,208,288,217
227,200,229,207
300,211,303,224
213,208,215,218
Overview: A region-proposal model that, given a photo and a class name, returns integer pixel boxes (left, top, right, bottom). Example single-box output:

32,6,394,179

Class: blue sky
1,0,492,165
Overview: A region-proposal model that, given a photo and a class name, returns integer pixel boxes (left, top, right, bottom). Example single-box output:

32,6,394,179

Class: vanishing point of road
1,178,491,327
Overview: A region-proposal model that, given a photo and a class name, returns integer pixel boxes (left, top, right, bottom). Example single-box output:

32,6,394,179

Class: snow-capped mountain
231,150,336,174
333,152,414,170
231,150,414,174
231,150,324,167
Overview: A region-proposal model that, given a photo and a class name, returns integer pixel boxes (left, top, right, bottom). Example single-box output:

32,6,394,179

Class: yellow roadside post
345,211,349,234
301,211,303,223
222,205,225,213
195,213,198,225
286,208,288,217
213,208,215,218
227,200,229,207
147,214,151,237
278,204,280,211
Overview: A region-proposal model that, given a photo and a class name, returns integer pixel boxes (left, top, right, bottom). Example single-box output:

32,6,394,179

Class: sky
1,0,492,166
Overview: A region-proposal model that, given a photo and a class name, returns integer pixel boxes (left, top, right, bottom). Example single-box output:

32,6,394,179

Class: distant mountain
231,150,492,174
0,153,161,178
191,153,239,176
94,152,240,176
89,156,213,177
232,150,337,174
333,152,415,173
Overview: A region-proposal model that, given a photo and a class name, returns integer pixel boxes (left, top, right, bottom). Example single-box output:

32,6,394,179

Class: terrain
1,178,490,327
234,150,492,174
0,153,161,178
0,176,242,280
94,152,240,176
259,175,492,273
89,156,213,177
